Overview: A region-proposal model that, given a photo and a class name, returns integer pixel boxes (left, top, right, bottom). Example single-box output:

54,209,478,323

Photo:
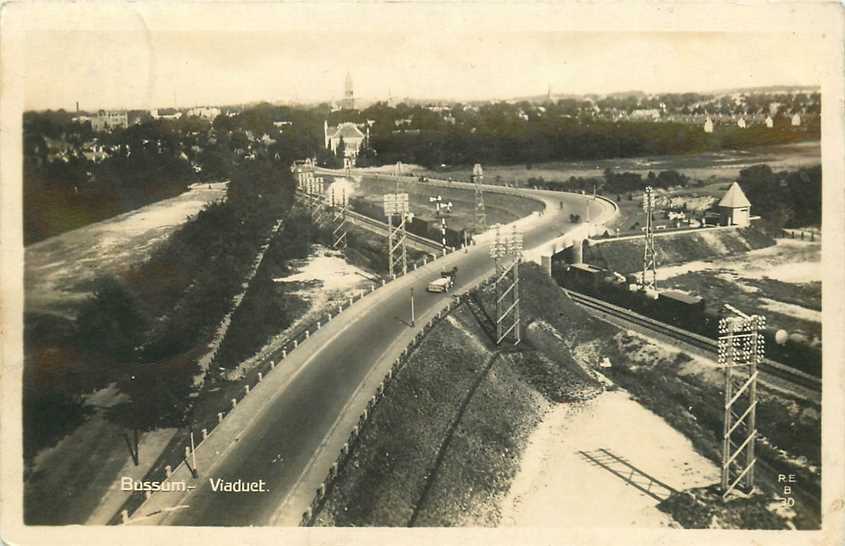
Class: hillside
582,226,775,274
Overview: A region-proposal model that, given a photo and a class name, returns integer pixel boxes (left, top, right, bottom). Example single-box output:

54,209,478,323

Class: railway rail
297,190,446,254
564,289,822,402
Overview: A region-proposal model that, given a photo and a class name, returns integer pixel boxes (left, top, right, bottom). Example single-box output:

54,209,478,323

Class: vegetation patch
583,225,775,274
666,272,821,339
657,484,794,529
314,307,510,526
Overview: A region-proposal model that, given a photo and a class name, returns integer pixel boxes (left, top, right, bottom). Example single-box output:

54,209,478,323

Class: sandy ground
758,298,821,323
223,245,373,380
656,238,821,285
499,390,720,528
25,182,227,316
273,245,373,290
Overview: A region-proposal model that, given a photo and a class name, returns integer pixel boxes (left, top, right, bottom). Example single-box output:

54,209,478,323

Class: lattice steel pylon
472,163,487,233
309,176,326,223
641,186,657,290
330,186,348,250
718,305,765,500
384,193,411,277
490,224,523,345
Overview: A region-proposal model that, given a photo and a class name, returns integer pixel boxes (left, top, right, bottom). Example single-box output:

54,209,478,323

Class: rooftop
718,182,752,208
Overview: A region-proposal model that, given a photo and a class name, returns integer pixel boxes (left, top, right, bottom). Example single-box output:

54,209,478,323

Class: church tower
343,72,355,110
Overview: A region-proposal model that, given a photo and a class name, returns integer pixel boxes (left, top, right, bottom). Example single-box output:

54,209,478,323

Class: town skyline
24,30,826,112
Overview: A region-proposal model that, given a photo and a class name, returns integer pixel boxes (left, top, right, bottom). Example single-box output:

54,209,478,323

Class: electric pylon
718,305,765,500
641,186,657,290
490,224,523,345
383,193,411,276
472,163,487,233
330,186,348,250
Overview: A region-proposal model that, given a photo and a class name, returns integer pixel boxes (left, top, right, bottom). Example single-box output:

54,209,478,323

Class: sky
22,24,827,111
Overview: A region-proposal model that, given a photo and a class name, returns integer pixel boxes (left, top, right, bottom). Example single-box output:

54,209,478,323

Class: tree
107,356,198,464
76,276,147,364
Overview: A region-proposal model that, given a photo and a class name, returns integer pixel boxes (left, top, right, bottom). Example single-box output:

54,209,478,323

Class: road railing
118,207,471,525
299,272,501,526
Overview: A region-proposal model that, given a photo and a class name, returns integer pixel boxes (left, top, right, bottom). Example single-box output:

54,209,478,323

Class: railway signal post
718,304,765,500
383,192,411,277
490,224,523,346
429,195,453,255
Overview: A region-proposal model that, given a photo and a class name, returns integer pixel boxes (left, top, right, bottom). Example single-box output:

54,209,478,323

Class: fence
782,228,819,242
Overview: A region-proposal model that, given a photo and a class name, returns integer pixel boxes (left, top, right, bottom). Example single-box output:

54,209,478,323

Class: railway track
297,190,445,254
565,289,822,401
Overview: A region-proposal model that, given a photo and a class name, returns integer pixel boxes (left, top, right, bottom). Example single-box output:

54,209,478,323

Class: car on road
427,267,458,293
427,277,452,293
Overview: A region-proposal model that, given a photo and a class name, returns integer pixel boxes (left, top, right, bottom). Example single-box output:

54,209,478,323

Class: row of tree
24,157,297,464
738,164,822,228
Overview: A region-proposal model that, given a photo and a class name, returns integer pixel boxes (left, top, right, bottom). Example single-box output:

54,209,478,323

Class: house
187,106,221,121
718,182,752,227
151,108,183,121
630,108,661,121
703,116,714,133
324,121,366,157
791,113,802,127
765,115,774,128
737,117,747,128
92,110,128,132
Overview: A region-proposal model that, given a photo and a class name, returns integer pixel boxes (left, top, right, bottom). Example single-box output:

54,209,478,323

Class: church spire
343,71,354,109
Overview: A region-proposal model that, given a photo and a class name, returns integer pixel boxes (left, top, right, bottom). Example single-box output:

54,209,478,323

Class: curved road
143,177,615,526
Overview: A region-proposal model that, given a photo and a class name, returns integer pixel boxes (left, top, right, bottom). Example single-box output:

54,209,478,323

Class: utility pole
410,287,415,327
189,428,198,478
718,305,764,500
490,224,523,345
641,186,657,290
429,195,453,255
472,163,487,233
383,193,411,276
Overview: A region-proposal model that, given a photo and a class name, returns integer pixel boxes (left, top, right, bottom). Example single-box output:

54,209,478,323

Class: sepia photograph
1,2,843,545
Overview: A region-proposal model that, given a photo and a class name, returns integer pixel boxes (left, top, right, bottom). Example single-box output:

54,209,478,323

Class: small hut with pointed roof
718,182,752,226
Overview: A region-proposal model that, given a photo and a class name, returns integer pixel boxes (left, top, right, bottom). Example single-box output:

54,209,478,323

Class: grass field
400,141,821,187
355,175,543,232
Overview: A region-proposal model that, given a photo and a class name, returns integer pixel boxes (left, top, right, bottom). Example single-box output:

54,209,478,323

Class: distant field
393,141,821,187
346,175,544,232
